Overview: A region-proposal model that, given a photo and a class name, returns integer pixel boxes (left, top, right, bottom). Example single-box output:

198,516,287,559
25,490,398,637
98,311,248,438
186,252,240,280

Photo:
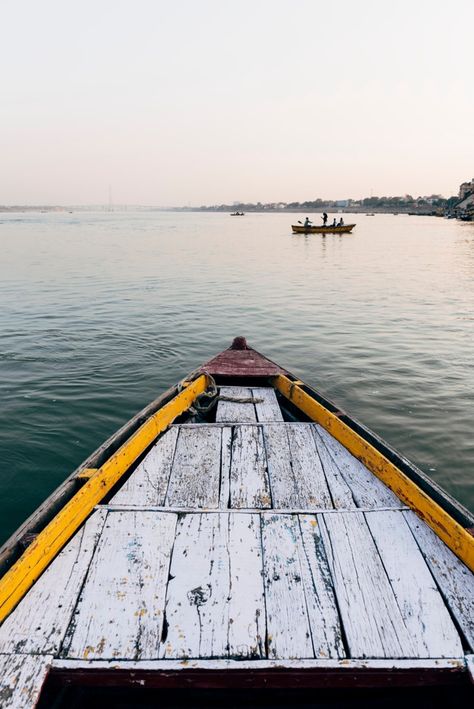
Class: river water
0,211,473,543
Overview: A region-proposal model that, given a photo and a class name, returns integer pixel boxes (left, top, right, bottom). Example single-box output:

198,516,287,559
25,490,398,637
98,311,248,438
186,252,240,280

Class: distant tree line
194,194,458,212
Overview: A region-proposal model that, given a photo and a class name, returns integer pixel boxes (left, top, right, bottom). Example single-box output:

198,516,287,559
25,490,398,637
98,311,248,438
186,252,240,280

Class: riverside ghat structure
0,338,473,707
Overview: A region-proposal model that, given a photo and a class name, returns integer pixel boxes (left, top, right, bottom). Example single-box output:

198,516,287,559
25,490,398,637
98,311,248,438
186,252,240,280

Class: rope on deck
178,372,263,415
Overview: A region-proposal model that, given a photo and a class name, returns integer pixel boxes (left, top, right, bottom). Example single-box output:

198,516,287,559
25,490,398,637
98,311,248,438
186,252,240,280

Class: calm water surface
1,211,473,543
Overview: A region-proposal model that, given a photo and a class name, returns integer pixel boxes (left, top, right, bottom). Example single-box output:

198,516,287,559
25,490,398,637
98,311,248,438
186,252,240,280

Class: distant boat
230,212,244,216
366,213,375,216
292,223,356,234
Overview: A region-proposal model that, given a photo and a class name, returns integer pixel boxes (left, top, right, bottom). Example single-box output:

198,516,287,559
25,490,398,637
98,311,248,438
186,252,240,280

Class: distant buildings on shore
451,177,474,220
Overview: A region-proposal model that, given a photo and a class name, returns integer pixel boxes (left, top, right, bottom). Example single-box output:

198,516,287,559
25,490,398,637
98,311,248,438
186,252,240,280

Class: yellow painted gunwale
274,374,474,572
0,374,208,622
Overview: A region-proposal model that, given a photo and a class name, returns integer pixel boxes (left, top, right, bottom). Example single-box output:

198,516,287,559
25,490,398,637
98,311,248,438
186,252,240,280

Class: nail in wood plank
320,512,415,658
404,510,474,651
0,510,106,655
64,511,177,660
0,653,52,709
111,428,179,506
166,426,221,508
216,386,257,423
365,510,463,658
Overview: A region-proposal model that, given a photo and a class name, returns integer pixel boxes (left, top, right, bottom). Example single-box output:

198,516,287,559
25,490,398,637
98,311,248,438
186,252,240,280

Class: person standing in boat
322,212,328,225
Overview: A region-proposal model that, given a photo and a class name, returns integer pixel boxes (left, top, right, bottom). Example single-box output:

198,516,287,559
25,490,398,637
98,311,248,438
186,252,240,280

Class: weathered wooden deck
1,387,473,706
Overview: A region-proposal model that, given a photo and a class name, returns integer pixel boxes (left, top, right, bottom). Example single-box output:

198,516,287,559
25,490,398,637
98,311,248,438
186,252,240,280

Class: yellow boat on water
291,223,356,234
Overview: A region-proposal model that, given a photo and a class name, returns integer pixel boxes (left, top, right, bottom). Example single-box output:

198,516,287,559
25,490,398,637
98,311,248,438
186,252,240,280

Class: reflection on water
0,211,473,542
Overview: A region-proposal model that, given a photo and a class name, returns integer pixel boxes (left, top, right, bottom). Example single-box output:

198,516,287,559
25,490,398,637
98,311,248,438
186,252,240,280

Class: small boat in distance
292,223,356,234
230,211,244,216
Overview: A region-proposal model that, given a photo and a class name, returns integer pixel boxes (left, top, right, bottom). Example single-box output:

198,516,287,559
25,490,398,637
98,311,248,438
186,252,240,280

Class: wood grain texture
316,425,400,508
263,425,298,508
252,387,284,422
312,428,355,509
261,514,314,659
227,514,265,657
0,510,106,655
216,387,257,423
405,510,474,651
219,426,232,509
53,656,466,671
166,427,221,508
111,428,178,506
320,512,415,658
288,425,333,508
64,511,177,660
230,426,271,508
0,653,52,709
161,513,265,659
298,515,345,658
365,510,463,658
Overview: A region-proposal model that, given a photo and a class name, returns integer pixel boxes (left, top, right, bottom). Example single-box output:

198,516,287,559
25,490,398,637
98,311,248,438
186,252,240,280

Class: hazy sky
1,0,473,205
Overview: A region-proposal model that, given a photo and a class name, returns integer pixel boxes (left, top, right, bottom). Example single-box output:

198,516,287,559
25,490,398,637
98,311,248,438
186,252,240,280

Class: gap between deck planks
0,508,470,667
110,422,402,511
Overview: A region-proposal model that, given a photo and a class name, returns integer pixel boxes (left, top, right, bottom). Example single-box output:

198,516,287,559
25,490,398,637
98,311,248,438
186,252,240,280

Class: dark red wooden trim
48,666,467,690
200,337,289,378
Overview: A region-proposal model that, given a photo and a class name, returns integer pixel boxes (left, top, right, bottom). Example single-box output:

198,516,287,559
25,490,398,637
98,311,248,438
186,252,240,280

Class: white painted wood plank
111,427,178,506
228,514,265,657
316,425,400,508
219,426,232,509
166,426,221,508
252,387,283,422
160,514,230,659
288,425,333,508
404,510,474,651
102,504,408,514
366,511,463,658
230,425,271,508
64,511,177,660
53,656,466,671
0,653,52,709
215,386,257,423
298,515,345,658
263,424,298,508
320,512,415,658
312,427,355,508
261,514,314,659
0,510,107,655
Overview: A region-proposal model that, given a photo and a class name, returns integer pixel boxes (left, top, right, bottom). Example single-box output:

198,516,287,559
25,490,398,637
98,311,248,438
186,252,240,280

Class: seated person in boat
338,217,344,226
332,218,337,227
304,217,312,228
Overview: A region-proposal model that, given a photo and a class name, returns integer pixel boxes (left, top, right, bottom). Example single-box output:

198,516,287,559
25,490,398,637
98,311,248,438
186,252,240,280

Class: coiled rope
178,371,263,416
